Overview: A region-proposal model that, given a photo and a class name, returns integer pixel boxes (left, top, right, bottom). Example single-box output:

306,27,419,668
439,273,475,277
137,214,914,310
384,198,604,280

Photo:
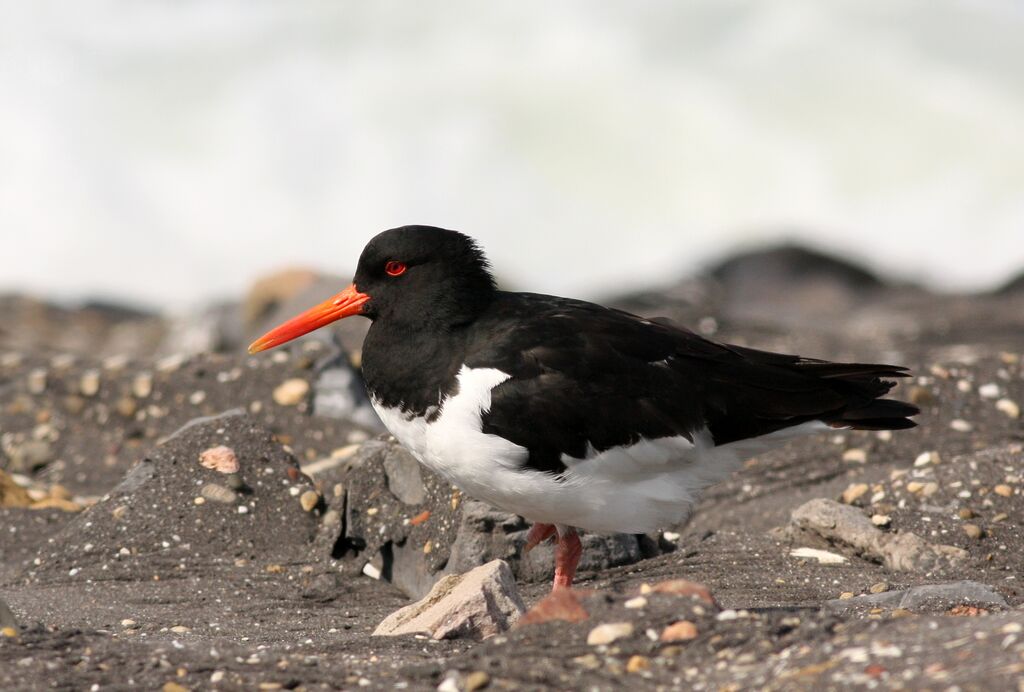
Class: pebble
120,619,137,628
273,379,310,406
995,398,1020,419
962,523,984,539
1,626,18,638
200,484,238,504
464,671,491,691
841,483,869,504
871,514,891,527
921,482,939,497
170,625,189,634
869,582,888,594
906,481,925,494
992,513,1008,523
587,622,634,646
210,672,225,683
914,451,940,467
116,397,138,418
660,620,698,642
132,373,154,398
189,390,207,405
299,491,320,512
993,484,1013,497
27,368,47,394
199,446,240,474
162,683,189,692
79,370,101,397
624,596,647,609
978,383,1001,399
839,592,854,600
626,655,650,673
842,448,867,464
949,419,973,432
958,508,976,520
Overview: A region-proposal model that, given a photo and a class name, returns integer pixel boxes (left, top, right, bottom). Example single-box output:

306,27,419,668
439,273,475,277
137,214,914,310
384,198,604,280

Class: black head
353,226,496,327
248,226,496,353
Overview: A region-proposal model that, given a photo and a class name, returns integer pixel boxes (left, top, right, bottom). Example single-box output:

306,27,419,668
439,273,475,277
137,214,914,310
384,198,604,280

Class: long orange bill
247,283,370,354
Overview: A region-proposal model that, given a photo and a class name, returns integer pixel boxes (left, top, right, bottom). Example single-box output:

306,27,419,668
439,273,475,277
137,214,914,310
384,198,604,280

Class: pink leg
523,523,557,553
552,527,582,590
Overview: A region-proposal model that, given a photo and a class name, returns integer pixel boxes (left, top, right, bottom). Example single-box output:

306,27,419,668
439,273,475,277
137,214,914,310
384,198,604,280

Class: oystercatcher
250,226,918,589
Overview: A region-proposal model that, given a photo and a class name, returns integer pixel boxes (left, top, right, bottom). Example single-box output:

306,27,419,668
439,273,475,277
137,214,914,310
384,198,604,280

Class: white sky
2,0,1024,309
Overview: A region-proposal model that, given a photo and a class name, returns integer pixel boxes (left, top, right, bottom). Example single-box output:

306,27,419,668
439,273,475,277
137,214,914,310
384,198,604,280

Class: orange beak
247,283,370,354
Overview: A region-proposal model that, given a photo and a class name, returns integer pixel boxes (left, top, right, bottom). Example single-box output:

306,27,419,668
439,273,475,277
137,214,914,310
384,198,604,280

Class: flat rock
825,580,1008,614
788,498,967,572
372,560,525,640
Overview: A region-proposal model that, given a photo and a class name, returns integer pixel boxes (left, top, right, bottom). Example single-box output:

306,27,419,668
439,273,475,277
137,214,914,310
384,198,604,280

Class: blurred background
2,0,1023,313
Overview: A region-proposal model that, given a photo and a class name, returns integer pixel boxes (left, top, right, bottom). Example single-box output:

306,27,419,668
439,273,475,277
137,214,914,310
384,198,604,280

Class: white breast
371,365,829,534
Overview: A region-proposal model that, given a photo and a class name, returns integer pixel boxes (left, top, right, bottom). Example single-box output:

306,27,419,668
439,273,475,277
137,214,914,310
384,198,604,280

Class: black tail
827,397,920,430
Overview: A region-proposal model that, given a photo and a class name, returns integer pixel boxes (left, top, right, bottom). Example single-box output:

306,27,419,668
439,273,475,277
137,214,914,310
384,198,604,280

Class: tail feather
827,397,920,430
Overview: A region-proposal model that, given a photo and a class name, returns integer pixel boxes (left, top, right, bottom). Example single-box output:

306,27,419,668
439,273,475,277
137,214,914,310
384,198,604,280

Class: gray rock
157,407,246,445
789,498,967,572
0,596,18,629
312,349,382,430
383,447,426,505
5,440,55,472
826,581,1007,614
373,560,525,640
328,437,662,599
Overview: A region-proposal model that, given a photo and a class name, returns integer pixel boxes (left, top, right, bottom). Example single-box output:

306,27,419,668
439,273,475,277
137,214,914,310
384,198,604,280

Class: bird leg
552,526,582,590
523,522,557,554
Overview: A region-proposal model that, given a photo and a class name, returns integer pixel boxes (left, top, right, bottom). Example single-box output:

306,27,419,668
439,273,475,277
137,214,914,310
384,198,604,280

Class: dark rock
326,437,662,599
709,243,884,292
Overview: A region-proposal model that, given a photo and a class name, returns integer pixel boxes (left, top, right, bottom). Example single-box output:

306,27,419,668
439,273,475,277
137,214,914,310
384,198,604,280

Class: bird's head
248,225,495,353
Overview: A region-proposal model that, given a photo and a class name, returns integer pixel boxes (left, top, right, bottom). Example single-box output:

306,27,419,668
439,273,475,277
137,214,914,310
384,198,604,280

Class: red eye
385,260,407,277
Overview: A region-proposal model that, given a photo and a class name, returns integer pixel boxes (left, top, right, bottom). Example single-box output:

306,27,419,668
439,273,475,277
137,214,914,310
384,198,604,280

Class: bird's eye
384,260,407,277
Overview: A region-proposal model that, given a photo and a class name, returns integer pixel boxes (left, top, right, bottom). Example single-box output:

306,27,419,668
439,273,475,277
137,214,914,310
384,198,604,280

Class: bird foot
523,523,557,555
552,527,582,590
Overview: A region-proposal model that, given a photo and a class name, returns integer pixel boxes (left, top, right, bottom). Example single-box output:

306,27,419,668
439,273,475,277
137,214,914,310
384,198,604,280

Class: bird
249,225,918,591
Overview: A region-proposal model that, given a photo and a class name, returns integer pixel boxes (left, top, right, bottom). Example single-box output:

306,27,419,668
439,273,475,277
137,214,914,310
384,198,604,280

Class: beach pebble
199,446,240,474
587,622,634,646
914,451,940,467
27,368,47,394
978,383,1000,399
299,490,320,512
841,483,869,504
842,448,867,464
200,483,238,504
995,398,1020,419
660,620,698,642
949,419,973,432
993,484,1013,497
79,370,101,397
962,523,984,540
273,379,310,406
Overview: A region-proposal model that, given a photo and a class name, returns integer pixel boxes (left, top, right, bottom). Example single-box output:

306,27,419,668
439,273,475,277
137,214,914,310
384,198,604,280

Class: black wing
465,292,917,475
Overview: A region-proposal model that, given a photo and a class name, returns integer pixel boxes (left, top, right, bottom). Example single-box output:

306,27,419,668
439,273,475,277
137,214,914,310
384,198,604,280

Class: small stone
587,622,634,646
962,523,984,539
790,547,848,565
518,589,590,626
624,596,647,609
921,482,939,497
914,451,940,467
189,390,207,405
907,481,925,494
842,448,867,464
660,620,698,642
27,368,47,394
79,370,101,397
839,592,855,600
115,397,138,418
958,508,976,519
626,655,650,673
992,513,1008,523
949,419,973,432
464,671,491,691
908,386,934,406
995,399,1020,419
299,491,320,512
170,625,189,633
120,619,137,628
210,672,225,683
112,505,128,520
199,446,240,474
133,373,154,398
978,383,1000,399
193,497,205,505
869,582,888,594
273,379,310,406
200,484,238,504
871,514,891,527
841,483,869,504
993,484,1013,498
162,683,189,692
572,653,601,669
1,626,18,638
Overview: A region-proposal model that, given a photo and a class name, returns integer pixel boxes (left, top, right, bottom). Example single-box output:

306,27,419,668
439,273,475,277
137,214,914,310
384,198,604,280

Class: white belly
370,365,826,534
